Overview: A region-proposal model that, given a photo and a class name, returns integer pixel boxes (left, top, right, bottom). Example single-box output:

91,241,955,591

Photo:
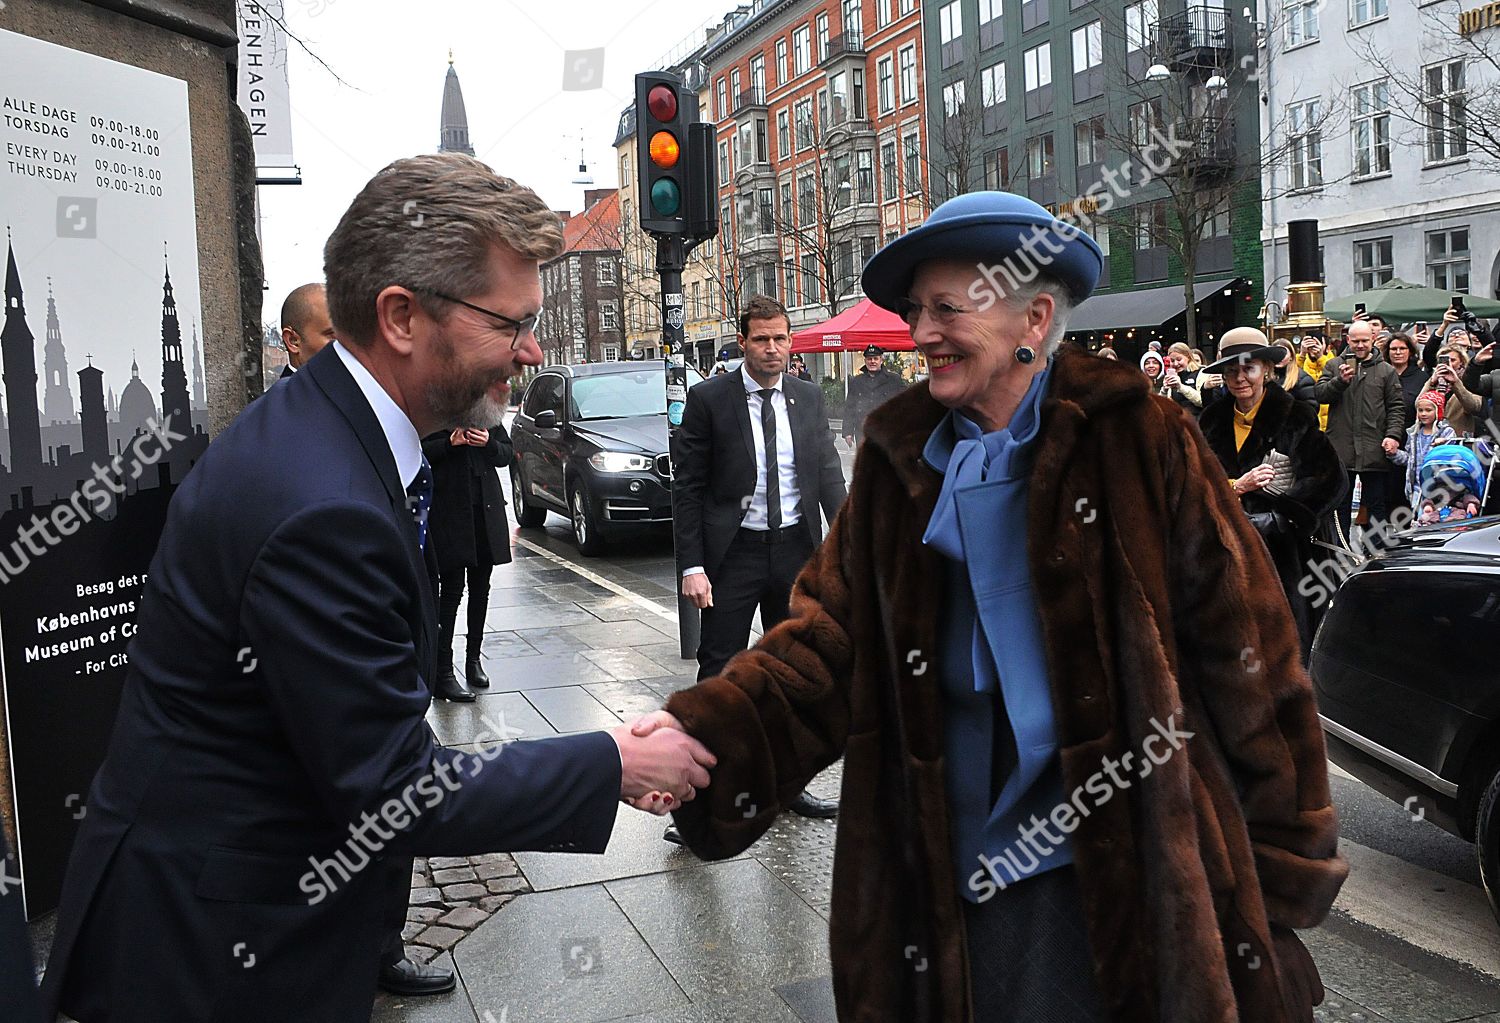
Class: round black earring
1014,346,1037,364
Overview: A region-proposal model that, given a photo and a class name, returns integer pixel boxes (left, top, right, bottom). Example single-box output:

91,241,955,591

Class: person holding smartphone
1315,319,1404,540
421,420,518,700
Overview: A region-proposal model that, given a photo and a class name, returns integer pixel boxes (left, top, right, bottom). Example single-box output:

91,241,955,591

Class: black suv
510,362,705,555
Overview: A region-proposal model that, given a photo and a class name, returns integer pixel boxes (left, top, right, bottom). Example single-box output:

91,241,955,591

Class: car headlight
588,451,653,473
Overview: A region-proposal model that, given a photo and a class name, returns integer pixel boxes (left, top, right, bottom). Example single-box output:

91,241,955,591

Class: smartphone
1416,320,1428,333
1355,302,1367,315
1452,295,1466,314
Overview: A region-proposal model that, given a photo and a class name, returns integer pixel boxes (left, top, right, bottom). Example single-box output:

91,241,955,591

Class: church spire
159,247,191,433
43,275,75,422
439,54,476,156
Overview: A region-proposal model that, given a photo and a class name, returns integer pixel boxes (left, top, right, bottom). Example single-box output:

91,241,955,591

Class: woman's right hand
449,427,470,447
1235,465,1274,494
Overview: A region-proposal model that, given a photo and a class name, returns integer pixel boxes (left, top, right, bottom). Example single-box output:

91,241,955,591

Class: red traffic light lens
649,130,680,168
647,84,678,121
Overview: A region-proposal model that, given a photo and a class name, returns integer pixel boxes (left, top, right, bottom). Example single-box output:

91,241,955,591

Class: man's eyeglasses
895,298,977,329
417,288,538,350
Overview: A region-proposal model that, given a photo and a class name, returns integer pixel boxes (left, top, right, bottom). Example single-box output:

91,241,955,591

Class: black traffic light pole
655,235,698,658
635,72,718,660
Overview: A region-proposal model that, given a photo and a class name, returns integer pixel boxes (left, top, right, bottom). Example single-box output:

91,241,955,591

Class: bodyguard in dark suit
279,281,337,379
671,295,846,831
421,421,515,699
40,154,714,1023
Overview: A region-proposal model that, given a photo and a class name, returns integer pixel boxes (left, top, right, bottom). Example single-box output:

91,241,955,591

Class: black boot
465,656,490,688
433,662,475,702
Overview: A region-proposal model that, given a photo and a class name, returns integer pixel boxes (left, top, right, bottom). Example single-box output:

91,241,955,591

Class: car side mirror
534,409,558,429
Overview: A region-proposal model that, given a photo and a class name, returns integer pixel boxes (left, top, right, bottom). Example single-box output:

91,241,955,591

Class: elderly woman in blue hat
635,193,1346,1022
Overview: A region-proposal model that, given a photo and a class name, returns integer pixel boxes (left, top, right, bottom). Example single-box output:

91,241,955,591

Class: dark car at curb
509,362,704,555
1309,516,1500,921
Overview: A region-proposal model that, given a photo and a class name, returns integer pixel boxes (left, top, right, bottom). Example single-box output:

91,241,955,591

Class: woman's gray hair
998,276,1075,357
324,153,564,346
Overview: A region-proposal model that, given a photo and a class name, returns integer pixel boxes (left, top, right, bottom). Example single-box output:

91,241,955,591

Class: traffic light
635,72,690,234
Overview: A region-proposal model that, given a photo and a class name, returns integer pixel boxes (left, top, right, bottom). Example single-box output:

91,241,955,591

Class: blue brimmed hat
861,191,1105,312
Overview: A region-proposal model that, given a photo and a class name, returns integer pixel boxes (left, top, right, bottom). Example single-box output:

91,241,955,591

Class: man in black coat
671,294,847,831
421,421,514,699
842,344,907,448
40,154,714,1023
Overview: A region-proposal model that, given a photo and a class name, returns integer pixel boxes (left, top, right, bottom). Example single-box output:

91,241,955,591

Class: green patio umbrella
1324,279,1500,323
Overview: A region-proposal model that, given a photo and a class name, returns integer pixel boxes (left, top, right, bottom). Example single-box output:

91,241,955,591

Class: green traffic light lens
651,178,681,216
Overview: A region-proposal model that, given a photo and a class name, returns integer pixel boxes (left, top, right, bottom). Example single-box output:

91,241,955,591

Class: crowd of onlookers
1097,303,1499,530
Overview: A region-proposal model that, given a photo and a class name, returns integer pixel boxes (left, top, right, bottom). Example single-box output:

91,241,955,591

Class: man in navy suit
41,154,713,1022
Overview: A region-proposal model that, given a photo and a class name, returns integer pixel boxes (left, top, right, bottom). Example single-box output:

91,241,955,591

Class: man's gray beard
429,380,507,431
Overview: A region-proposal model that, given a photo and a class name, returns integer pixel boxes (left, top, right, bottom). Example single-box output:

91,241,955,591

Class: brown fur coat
666,350,1347,1022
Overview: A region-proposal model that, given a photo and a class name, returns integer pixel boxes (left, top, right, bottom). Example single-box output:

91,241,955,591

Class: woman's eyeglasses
416,288,538,350
894,298,977,329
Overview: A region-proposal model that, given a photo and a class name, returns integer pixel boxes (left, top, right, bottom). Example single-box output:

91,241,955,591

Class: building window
942,80,967,118
750,54,765,97
802,252,822,304
853,68,865,119
899,45,918,103
981,62,1006,107
903,129,921,191
876,0,890,28
939,1,964,68
1288,99,1323,189
721,200,733,248
780,180,793,227
1198,197,1230,238
1129,98,1164,149
818,88,830,132
1023,42,1052,91
596,258,616,286
857,148,875,203
882,139,898,199
798,171,816,225
1353,237,1393,291
1071,21,1103,73
831,71,850,123
878,56,895,112
1350,0,1387,26
1134,200,1168,249
1125,0,1158,51
983,146,1009,189
758,187,775,235
731,68,742,107
778,109,790,157
603,345,619,361
843,0,863,38
718,140,730,183
1026,133,1054,180
600,300,619,331
817,12,830,61
795,98,815,148
716,78,727,120
1427,228,1470,291
794,25,811,75
776,38,788,84
1351,79,1390,178
1425,59,1467,164
1285,0,1319,46
834,153,853,208
899,0,915,13
756,117,769,162
1075,116,1105,166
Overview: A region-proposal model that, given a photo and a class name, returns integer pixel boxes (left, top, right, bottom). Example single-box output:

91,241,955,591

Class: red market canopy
790,299,916,353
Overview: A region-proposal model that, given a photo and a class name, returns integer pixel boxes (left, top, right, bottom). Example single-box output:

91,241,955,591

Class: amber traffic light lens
649,130,680,168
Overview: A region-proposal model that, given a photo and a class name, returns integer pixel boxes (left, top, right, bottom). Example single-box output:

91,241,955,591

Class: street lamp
1205,74,1229,95
1146,63,1171,81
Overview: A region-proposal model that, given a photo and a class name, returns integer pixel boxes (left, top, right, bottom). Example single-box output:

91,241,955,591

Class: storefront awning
1067,278,1238,332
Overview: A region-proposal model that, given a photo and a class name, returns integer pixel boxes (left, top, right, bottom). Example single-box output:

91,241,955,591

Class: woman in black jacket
1271,339,1318,413
1199,329,1346,657
420,422,514,700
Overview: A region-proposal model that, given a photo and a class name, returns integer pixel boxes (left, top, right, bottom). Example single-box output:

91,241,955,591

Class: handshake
610,711,716,816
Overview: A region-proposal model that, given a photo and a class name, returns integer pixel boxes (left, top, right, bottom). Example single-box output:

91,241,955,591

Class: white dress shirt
682,367,803,579
332,341,424,490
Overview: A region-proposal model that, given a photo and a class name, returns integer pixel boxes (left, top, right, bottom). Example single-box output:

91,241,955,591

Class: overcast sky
258,0,735,319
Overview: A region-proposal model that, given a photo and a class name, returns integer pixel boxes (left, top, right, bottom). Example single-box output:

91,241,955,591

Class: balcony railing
733,87,767,114
1155,6,1231,65
822,31,865,64
1175,119,1237,176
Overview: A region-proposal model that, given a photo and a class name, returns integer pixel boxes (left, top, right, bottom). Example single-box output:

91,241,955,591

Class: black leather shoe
788,790,839,819
378,956,456,996
433,667,475,703
662,826,685,846
465,657,490,688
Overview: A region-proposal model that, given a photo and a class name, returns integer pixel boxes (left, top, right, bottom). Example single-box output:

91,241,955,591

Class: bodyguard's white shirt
740,365,803,531
332,341,424,491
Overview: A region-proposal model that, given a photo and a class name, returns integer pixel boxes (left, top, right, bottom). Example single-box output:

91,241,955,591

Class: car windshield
571,366,706,420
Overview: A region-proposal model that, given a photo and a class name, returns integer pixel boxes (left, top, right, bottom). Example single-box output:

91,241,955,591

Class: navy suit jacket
41,345,621,1022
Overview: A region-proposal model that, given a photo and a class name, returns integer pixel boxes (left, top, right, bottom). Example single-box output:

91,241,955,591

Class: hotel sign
1458,2,1500,34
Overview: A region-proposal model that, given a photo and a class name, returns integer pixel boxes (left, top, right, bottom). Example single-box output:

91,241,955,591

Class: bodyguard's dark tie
758,388,782,531
407,456,434,551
